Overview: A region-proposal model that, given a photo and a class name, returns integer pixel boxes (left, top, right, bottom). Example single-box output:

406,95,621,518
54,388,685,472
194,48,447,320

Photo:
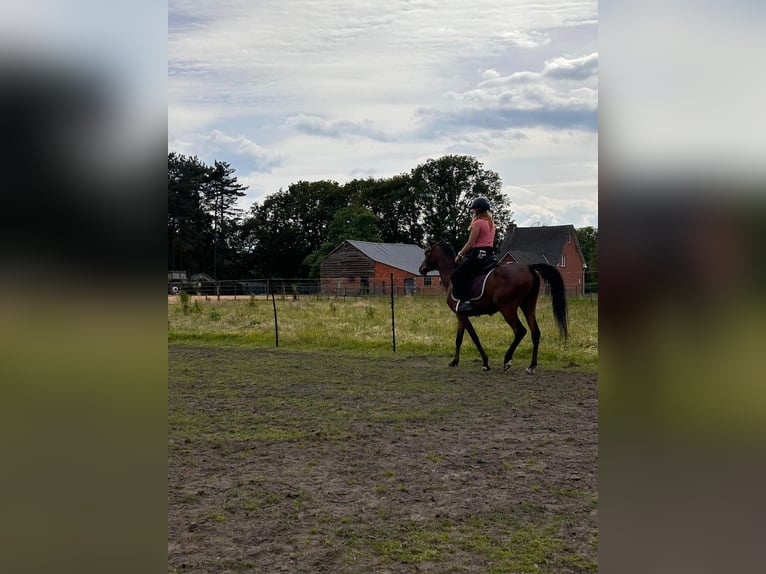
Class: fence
173,273,598,300
170,273,597,352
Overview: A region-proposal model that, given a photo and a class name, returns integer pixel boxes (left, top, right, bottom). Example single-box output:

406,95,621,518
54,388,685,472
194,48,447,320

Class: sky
168,0,598,229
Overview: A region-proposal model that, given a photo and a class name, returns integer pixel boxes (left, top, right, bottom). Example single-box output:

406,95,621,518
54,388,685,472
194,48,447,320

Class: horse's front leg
462,316,490,371
450,321,465,367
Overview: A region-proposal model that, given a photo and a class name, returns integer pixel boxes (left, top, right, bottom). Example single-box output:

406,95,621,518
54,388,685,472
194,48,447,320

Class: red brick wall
558,232,586,295
372,263,444,295
320,263,445,295
499,235,585,296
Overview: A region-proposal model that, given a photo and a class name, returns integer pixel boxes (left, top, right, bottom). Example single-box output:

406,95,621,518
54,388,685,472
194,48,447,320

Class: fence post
390,273,396,352
271,290,279,347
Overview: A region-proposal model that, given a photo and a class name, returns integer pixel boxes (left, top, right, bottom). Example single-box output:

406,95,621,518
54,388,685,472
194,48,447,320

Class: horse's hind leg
521,302,541,374
500,305,527,372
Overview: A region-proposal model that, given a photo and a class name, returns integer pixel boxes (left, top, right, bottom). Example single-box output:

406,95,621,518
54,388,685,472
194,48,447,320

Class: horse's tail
530,264,568,340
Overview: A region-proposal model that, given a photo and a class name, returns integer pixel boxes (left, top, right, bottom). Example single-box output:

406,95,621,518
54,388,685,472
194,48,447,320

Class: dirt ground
168,345,597,573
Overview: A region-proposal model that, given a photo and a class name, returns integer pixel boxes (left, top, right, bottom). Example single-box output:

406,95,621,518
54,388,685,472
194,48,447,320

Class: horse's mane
434,240,456,258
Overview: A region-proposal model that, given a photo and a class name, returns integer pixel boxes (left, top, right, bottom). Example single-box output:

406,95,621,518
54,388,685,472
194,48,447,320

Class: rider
451,197,497,314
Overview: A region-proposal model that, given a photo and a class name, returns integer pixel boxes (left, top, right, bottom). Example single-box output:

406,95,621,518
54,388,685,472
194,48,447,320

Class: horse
419,240,568,373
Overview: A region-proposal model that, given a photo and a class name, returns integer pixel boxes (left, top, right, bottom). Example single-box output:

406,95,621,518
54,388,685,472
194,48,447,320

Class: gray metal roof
498,224,580,265
346,240,438,276
502,249,551,265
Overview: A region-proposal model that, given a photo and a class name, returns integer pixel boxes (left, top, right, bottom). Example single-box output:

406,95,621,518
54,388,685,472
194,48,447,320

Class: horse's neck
436,258,455,289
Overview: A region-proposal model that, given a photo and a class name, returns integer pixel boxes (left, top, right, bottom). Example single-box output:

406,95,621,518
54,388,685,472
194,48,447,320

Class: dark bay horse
419,240,568,373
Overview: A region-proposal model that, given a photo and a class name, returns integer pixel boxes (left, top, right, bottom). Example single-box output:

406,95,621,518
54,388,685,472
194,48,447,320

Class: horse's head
419,244,436,275
419,240,454,275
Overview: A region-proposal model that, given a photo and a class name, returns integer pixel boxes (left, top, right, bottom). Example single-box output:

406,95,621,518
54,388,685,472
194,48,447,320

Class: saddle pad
450,267,497,302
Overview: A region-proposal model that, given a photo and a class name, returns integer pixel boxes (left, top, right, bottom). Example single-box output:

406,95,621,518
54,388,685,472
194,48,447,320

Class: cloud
444,130,529,155
542,53,599,81
168,1,599,226
283,114,394,142
169,129,282,172
497,29,552,49
420,97,597,133
418,53,598,133
478,53,598,89
510,191,598,228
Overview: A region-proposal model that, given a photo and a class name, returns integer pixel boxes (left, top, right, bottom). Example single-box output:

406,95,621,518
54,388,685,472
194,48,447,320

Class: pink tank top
473,218,495,248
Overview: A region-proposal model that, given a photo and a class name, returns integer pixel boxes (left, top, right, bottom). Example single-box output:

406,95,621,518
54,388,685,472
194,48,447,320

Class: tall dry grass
168,294,597,370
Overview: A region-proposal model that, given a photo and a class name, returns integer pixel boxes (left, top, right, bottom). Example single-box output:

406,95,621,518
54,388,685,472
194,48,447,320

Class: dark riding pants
451,247,495,300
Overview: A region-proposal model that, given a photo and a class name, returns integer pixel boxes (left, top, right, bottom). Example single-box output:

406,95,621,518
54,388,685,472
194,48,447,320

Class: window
424,276,432,286
560,255,566,267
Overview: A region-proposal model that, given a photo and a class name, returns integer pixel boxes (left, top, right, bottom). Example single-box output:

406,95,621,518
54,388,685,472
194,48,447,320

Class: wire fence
169,273,598,300
169,272,598,351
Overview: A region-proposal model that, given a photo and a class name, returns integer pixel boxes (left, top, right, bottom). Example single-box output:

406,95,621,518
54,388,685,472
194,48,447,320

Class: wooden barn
498,224,587,295
319,240,441,296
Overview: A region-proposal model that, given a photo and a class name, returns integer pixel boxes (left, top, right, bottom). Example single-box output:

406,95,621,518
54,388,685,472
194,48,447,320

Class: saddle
450,259,500,303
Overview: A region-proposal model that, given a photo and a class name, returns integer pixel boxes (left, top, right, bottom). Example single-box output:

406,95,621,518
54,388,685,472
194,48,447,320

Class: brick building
498,224,587,295
319,240,441,296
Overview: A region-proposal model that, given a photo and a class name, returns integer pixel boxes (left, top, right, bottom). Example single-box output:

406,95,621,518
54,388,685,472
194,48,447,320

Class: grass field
168,346,597,573
168,294,598,572
168,294,598,371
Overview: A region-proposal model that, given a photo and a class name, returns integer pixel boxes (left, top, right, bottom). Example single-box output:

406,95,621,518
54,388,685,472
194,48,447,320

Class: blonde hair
470,210,495,232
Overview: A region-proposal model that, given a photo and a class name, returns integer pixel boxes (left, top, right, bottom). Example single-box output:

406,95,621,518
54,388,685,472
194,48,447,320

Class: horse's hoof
449,361,458,368
503,363,511,372
526,367,535,375
482,365,490,371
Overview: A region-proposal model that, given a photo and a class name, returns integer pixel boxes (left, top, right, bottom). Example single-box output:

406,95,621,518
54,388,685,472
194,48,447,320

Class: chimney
506,223,516,235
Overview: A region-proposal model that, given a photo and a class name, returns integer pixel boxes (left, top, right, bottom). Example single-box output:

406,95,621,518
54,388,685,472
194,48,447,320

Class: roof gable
345,240,438,276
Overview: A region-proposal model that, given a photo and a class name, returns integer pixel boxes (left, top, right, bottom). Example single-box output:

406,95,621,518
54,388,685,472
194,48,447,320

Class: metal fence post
390,273,396,352
271,290,279,347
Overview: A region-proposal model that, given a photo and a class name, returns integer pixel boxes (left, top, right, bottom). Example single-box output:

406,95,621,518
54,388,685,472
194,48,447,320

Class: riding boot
457,300,474,314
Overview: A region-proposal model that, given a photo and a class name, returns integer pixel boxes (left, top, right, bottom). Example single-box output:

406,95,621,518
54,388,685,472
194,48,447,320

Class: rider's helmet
470,197,491,213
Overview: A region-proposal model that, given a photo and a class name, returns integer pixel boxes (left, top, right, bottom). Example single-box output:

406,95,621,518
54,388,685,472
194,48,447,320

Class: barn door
404,277,415,295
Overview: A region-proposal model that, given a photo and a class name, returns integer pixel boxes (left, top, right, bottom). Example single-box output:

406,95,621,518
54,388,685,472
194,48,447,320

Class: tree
168,152,213,273
304,205,381,277
410,155,512,248
326,204,381,243
350,174,425,244
168,153,249,279
241,180,348,277
172,151,518,279
201,160,247,279
575,226,599,287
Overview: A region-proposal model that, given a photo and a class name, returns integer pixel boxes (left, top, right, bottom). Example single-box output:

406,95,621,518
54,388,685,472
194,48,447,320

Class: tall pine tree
201,161,247,279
